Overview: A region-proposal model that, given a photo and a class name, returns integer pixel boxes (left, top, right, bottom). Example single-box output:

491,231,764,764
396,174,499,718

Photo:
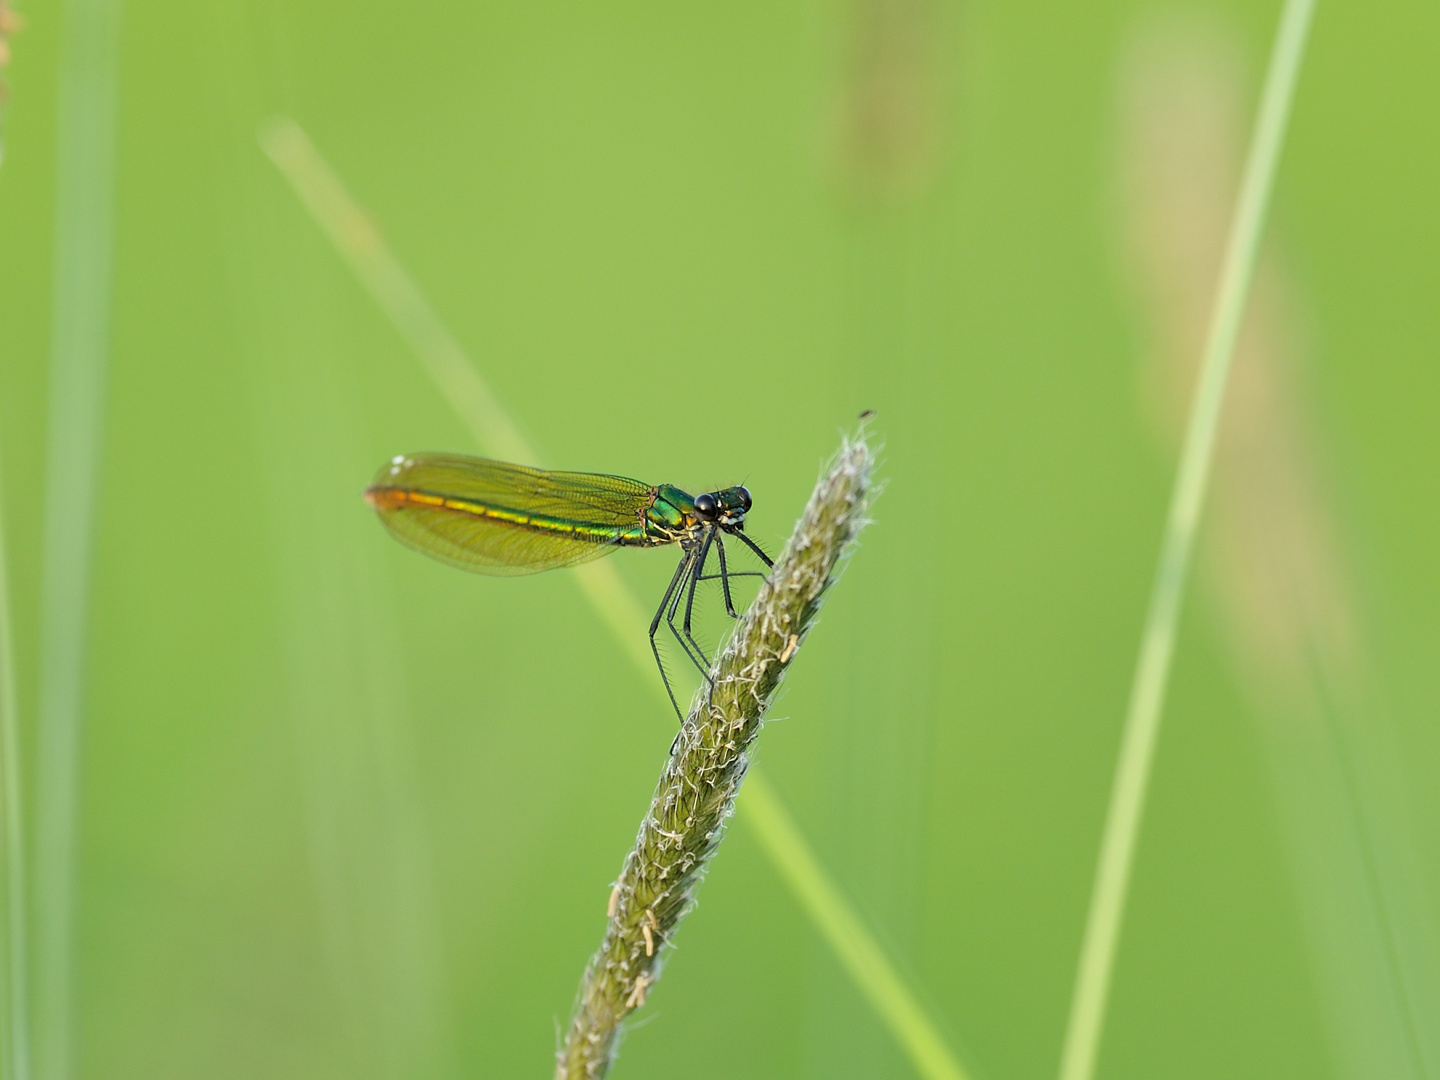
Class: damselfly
365,453,772,718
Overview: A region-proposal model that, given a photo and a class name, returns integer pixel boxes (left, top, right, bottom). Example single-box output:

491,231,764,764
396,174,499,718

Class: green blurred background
1,0,1437,1077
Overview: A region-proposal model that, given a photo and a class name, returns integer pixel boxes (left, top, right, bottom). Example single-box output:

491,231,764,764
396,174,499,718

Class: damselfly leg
648,524,774,722
649,547,699,721
667,536,712,677
678,528,718,670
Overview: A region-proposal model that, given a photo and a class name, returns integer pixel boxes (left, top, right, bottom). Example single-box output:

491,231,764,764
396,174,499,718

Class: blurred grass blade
261,116,972,1080
0,27,26,1077
36,0,124,1078
1057,3,1316,1080
0,467,31,1080
256,120,533,466
1,9,33,1070
1117,15,1439,1077
741,775,969,1080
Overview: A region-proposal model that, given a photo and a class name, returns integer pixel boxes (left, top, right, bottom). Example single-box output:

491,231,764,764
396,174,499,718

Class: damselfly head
693,485,751,526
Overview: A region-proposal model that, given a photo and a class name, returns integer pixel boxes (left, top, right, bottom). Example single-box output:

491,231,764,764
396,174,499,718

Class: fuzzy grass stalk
557,435,873,1080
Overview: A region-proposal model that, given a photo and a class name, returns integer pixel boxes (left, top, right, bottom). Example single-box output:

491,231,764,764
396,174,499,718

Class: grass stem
557,435,871,1079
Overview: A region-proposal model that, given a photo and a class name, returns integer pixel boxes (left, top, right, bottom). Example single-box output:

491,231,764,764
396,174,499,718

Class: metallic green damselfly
365,453,772,719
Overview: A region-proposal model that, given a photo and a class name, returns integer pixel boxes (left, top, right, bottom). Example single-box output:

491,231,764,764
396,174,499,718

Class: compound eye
693,492,719,521
735,486,752,512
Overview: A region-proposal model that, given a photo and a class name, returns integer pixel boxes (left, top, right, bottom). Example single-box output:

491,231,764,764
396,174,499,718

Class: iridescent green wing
365,453,657,576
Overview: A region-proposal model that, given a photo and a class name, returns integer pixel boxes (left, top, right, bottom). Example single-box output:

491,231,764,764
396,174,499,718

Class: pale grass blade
0,467,32,1080
1117,14,1438,1076
1057,3,1317,1080
35,1,124,1077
